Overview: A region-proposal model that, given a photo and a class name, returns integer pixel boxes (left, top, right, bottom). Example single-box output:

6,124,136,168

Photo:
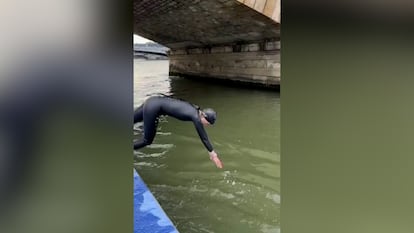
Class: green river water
133,59,280,233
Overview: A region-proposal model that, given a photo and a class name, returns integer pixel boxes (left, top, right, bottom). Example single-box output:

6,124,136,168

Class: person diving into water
134,95,223,168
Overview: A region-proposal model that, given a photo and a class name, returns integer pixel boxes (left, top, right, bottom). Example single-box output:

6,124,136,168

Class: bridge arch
134,0,280,87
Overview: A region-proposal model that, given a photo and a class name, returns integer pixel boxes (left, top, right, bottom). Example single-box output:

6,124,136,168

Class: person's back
146,96,199,122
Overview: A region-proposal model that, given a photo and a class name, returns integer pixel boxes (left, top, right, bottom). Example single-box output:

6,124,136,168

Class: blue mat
134,169,179,233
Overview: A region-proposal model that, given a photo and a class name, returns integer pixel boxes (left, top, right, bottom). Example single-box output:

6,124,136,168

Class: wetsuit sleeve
193,120,214,152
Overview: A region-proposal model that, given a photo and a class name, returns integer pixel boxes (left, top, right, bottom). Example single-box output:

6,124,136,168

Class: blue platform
134,169,179,233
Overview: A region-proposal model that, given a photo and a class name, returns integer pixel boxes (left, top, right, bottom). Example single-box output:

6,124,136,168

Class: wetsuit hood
202,108,216,125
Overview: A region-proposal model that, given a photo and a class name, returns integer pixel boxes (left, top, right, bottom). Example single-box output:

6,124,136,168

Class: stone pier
169,40,280,86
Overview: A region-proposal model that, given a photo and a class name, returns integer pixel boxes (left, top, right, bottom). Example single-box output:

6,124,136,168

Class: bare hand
209,151,223,169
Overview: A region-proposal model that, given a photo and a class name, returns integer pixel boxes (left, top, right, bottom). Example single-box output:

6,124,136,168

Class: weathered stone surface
134,0,279,49
244,0,256,8
263,0,277,18
265,40,281,51
253,0,267,12
169,50,280,86
188,48,203,54
135,0,280,87
272,0,281,22
241,43,261,52
238,0,280,22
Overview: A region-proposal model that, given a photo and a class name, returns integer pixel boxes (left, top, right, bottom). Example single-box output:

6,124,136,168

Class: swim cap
202,108,217,125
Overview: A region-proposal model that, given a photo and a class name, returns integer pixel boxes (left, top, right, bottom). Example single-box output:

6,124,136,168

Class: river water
133,59,280,233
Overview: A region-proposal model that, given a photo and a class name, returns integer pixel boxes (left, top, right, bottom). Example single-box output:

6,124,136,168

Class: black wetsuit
134,96,214,152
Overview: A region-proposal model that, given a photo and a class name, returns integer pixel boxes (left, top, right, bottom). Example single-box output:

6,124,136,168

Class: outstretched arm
193,120,214,152
193,121,223,168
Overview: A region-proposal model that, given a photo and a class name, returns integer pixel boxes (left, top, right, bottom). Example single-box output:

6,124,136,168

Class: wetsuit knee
134,138,153,150
143,138,153,146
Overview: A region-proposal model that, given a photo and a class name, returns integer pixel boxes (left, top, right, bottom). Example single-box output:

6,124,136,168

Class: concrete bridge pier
169,39,280,87
134,0,281,88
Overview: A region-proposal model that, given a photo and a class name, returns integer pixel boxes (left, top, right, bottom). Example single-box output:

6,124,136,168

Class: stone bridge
133,44,169,59
134,0,280,87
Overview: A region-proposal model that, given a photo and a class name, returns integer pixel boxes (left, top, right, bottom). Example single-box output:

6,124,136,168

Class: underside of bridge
134,0,280,87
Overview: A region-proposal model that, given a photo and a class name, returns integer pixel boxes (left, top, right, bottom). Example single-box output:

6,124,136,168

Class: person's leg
133,122,157,149
134,103,159,150
134,104,144,123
